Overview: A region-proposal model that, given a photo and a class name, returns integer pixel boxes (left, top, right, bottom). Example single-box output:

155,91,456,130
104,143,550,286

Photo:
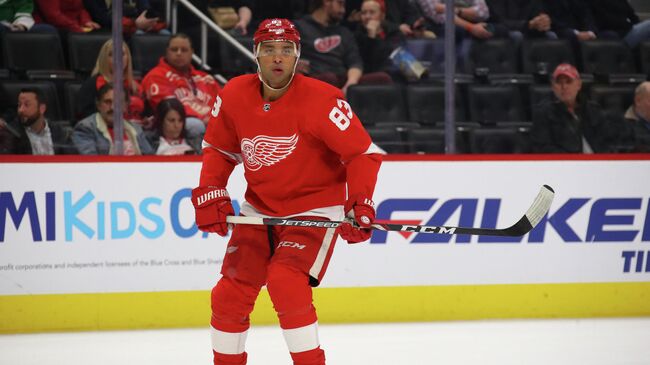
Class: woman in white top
154,98,202,155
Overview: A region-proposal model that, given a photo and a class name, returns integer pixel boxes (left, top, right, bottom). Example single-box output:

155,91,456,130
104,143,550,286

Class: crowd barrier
1,154,649,333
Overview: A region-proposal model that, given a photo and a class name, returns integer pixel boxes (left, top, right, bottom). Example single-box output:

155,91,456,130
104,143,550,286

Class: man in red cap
530,63,629,153
191,18,383,365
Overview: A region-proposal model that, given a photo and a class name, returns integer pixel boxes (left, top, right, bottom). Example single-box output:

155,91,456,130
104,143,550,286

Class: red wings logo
314,36,341,53
240,134,299,171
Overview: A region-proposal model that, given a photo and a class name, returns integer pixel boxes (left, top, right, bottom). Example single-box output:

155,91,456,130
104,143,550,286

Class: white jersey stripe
210,327,248,355
282,322,320,353
365,142,386,155
309,227,336,282
201,140,243,164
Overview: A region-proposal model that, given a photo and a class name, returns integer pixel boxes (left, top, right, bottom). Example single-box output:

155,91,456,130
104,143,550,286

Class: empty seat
639,41,650,75
67,33,112,77
529,85,554,107
580,40,643,82
468,85,526,125
407,127,447,154
64,81,83,122
130,34,171,75
590,85,636,118
521,39,575,76
466,39,519,74
0,81,63,120
406,84,466,125
1,32,66,74
467,126,531,154
366,126,410,153
346,84,408,126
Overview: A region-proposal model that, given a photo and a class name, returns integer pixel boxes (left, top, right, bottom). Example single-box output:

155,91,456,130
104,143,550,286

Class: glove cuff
192,186,229,208
344,194,375,214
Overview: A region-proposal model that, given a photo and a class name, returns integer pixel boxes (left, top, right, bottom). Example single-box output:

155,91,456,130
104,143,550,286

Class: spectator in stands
207,0,252,35
295,0,392,93
0,88,74,154
83,0,169,36
624,81,650,152
485,0,556,42
542,0,601,46
149,97,201,155
72,83,153,155
416,0,492,40
34,0,101,33
588,0,650,48
354,0,403,78
77,39,147,126
249,0,306,32
531,63,628,153
0,0,57,33
384,0,423,37
141,33,221,140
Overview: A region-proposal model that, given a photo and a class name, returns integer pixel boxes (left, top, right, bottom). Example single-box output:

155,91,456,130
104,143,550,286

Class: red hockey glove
339,195,376,244
191,186,234,237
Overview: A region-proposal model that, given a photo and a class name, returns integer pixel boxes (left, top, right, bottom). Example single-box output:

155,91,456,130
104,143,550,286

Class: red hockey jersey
200,74,382,218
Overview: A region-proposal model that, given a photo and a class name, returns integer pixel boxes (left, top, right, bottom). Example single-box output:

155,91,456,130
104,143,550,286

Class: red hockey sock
290,347,326,365
213,351,247,365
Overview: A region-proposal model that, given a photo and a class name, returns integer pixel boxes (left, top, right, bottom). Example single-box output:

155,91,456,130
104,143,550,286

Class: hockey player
191,18,383,365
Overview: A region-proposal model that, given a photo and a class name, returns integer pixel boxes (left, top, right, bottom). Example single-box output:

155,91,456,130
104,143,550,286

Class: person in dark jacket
531,63,630,153
588,0,650,48
623,81,650,152
542,0,599,45
295,0,391,92
353,0,403,77
1,88,75,154
486,0,555,41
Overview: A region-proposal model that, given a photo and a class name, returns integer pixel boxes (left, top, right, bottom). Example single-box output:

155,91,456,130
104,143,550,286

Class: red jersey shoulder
294,74,344,101
221,74,258,99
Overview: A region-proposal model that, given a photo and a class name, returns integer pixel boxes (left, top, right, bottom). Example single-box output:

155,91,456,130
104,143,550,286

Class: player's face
257,41,298,89
552,75,582,107
162,109,184,140
166,38,193,70
361,1,382,25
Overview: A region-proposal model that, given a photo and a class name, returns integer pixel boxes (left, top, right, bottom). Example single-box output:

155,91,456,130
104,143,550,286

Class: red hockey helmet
253,18,301,51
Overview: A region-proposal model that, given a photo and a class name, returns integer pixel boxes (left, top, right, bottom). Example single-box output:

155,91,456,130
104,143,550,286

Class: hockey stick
225,185,554,237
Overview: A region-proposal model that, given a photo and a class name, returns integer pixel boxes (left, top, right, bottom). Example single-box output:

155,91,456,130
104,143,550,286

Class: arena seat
521,39,575,77
2,32,66,76
580,40,645,83
468,84,526,125
590,84,636,120
67,33,112,78
407,127,447,154
64,81,83,122
406,84,466,126
467,125,531,154
346,84,408,126
130,34,171,75
366,126,410,153
639,41,650,76
1,80,63,120
466,38,529,84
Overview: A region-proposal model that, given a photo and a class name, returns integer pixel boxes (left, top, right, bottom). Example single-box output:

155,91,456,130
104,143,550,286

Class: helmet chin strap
255,43,300,93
